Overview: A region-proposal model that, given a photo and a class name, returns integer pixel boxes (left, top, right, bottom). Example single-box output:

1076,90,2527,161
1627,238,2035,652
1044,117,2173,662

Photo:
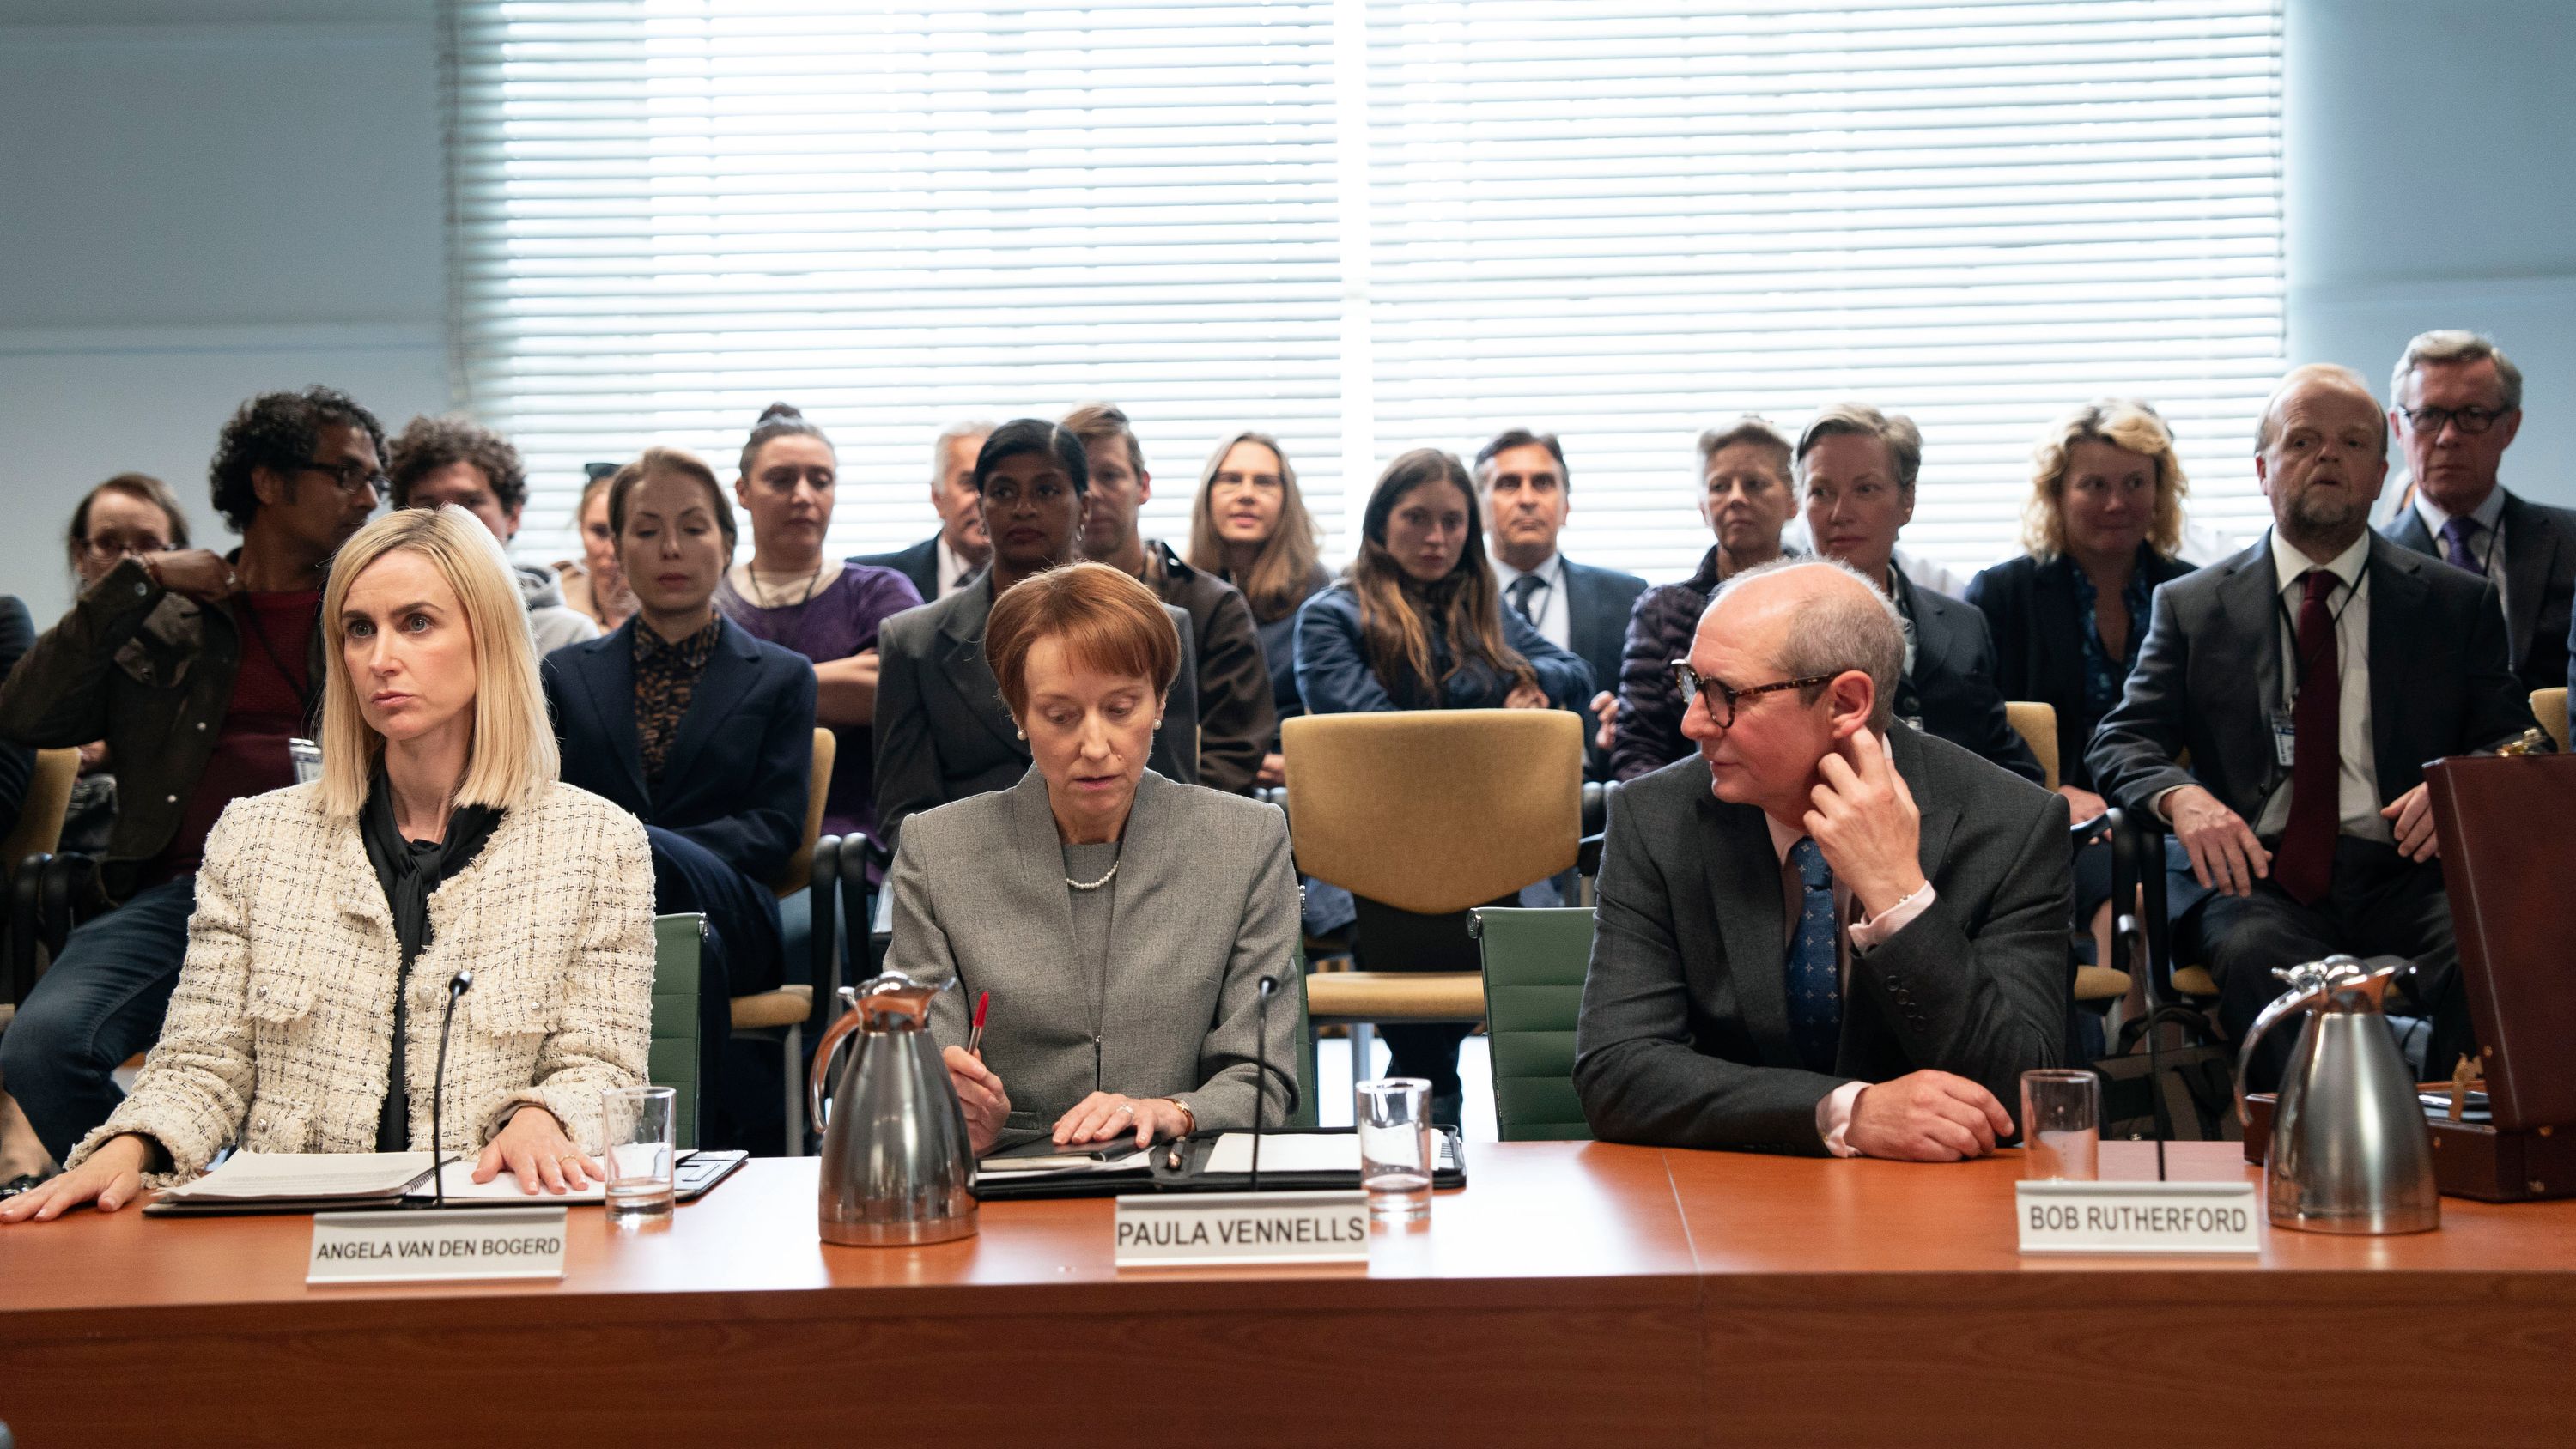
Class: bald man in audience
1575,557,2069,1159
2088,363,2529,1090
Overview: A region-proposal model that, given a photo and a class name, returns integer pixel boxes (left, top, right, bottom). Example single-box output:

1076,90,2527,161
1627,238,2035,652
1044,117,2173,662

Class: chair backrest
1281,710,1583,914
1472,906,1596,1141
651,912,706,1150
1,749,80,882
2004,701,2058,791
2532,688,2567,752
775,727,835,899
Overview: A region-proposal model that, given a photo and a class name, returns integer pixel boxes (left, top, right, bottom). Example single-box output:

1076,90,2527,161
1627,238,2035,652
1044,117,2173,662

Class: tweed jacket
66,779,656,1185
885,767,1302,1150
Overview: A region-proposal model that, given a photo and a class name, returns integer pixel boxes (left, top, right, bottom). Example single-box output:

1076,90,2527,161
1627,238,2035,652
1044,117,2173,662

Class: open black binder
970,1127,1467,1202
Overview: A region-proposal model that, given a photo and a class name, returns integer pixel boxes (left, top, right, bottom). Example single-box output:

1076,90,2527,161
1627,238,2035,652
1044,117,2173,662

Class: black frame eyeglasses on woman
1668,660,1837,728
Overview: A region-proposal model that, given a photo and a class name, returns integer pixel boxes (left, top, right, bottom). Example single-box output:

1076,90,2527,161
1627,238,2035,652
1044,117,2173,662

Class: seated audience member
1188,429,1333,790
1798,403,2044,784
1477,428,1646,779
1967,400,2198,961
542,447,815,1153
891,563,1299,1155
2088,364,2530,1090
556,465,636,634
714,404,923,848
1574,558,2069,1157
2374,332,2574,711
0,597,30,843
1,507,653,1222
875,419,1202,845
1614,418,1800,781
1296,448,1593,1115
386,414,599,655
855,420,995,602
1065,402,1273,795
0,388,382,1172
55,474,194,857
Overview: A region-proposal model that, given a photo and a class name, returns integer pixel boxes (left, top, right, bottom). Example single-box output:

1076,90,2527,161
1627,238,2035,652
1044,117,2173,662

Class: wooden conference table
4,1140,2573,1447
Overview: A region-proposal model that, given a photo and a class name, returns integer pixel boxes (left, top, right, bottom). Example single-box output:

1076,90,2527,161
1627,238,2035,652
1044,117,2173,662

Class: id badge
2269,711,2297,770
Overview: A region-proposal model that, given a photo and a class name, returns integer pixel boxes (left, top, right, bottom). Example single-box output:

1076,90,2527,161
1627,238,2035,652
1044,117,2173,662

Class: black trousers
1351,893,1516,1115
2194,835,2470,1093
647,826,785,1154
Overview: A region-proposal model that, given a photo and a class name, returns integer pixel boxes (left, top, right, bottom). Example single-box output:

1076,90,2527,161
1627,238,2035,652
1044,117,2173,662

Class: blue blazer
1294,580,1595,715
541,615,817,889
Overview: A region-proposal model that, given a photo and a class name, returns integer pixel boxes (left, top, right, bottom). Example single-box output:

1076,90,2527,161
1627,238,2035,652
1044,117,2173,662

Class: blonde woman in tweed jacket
5,506,653,1222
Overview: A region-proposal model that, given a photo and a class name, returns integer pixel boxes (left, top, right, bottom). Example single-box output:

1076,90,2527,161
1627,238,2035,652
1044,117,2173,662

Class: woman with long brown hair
1291,447,1591,1121
1187,430,1331,789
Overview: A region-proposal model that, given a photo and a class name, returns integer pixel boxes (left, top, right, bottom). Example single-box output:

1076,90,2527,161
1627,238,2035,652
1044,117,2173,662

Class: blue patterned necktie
1784,837,1842,1073
2439,516,2486,576
1507,572,1546,623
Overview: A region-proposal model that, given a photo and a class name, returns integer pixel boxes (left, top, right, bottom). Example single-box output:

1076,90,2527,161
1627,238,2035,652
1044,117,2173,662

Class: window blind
447,0,2283,581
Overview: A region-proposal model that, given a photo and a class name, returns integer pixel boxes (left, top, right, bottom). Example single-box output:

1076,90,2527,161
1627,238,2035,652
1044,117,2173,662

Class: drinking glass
601,1085,677,1224
1354,1077,1433,1222
2021,1070,2101,1180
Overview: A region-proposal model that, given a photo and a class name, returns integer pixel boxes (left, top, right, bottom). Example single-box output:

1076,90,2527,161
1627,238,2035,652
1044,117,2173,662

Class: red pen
967,990,989,1058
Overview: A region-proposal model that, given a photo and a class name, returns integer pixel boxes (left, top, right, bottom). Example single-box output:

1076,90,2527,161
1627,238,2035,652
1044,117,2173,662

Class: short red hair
986,561,1182,716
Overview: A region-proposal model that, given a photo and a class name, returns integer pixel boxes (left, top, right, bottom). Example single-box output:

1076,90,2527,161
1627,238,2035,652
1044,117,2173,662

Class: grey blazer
1574,726,2071,1155
885,767,1302,1149
873,573,1200,845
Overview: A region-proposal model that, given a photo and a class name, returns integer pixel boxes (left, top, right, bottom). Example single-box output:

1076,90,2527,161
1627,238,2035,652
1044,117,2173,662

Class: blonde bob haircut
316,506,559,818
2021,398,2191,559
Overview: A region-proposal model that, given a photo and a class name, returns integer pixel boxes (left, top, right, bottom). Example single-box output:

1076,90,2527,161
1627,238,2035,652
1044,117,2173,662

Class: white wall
2288,0,2576,507
0,0,449,623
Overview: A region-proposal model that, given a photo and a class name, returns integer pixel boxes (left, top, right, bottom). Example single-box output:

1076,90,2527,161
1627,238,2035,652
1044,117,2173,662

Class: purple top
716,561,924,844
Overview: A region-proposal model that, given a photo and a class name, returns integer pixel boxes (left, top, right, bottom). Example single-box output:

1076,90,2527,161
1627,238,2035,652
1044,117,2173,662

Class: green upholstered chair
651,912,706,1152
1469,906,1595,1142
1288,935,1318,1130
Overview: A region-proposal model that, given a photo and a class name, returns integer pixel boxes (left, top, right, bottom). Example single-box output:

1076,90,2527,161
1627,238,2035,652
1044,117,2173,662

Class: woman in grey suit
884,561,1301,1156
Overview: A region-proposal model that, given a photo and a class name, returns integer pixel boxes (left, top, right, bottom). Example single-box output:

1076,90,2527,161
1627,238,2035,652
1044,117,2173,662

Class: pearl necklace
1066,858,1120,891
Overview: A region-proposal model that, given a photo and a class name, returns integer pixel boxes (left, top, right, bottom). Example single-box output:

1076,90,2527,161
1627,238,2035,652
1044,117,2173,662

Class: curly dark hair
207,386,387,533
386,413,529,514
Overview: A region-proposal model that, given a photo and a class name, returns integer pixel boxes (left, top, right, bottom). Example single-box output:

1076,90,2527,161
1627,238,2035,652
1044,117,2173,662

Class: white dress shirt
1759,814,1936,1157
2411,485,2508,619
935,536,977,599
1491,549,1571,648
2256,528,2391,844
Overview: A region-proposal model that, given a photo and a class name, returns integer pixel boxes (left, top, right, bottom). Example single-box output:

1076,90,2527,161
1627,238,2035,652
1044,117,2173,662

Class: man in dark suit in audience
2088,364,2531,1089
1062,402,1273,795
875,418,1200,845
1476,428,1647,780
1576,557,2069,1158
854,419,994,603
1796,403,2044,785
2374,331,2575,711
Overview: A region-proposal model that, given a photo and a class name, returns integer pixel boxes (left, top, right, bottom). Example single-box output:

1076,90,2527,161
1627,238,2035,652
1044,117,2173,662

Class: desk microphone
1249,975,1277,1193
430,969,474,1209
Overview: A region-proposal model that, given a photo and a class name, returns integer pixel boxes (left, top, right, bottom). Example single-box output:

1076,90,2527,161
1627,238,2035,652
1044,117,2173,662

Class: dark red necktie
2274,569,2340,906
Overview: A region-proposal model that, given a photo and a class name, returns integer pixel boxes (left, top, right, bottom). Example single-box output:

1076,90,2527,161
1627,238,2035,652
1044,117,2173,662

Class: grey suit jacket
886,768,1301,1149
1563,556,1648,780
2381,488,2576,697
873,573,1200,844
2086,533,2530,830
1574,728,2071,1155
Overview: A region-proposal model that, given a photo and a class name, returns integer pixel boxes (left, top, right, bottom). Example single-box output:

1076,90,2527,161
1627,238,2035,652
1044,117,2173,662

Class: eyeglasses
78,530,171,558
294,458,389,499
2398,404,2511,438
1669,660,1836,728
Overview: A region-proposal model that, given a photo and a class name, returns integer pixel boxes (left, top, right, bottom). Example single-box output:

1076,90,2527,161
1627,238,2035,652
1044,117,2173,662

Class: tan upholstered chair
2532,688,2567,753
730,727,835,1153
2004,700,2059,793
1284,710,1584,1064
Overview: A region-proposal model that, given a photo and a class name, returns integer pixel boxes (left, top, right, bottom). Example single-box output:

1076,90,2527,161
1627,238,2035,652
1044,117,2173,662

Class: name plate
307,1207,569,1284
1114,1191,1370,1268
2015,1179,2262,1255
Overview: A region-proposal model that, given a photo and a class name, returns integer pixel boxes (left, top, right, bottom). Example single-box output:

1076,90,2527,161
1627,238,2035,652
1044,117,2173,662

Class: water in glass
1355,1077,1433,1222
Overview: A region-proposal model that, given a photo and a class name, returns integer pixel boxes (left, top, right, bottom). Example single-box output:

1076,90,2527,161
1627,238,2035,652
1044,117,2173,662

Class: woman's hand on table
1054,1093,1189,1150
0,1134,151,1222
945,1045,1012,1157
474,1106,602,1195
